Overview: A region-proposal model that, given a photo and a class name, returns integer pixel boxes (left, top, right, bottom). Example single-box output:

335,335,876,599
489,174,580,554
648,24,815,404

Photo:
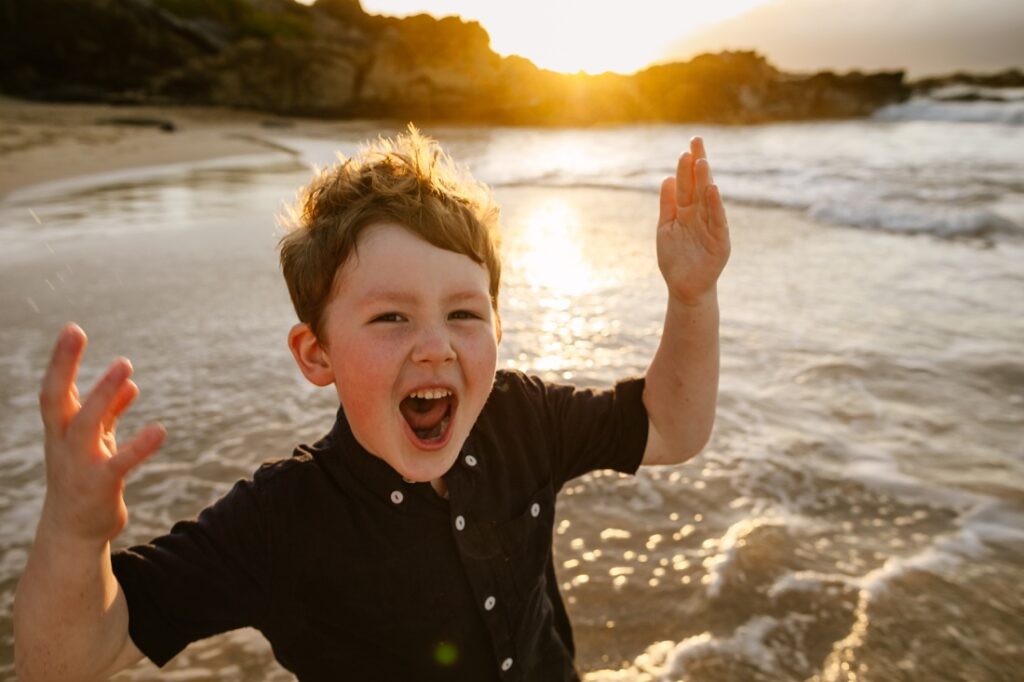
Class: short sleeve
111,477,271,667
526,374,649,489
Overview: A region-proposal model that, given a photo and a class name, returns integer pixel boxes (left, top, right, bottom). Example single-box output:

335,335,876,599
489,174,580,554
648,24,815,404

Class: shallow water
1,119,1022,681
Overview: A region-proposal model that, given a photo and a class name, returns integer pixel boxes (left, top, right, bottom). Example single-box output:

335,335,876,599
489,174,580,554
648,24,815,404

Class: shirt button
530,502,541,518
390,490,404,504
501,657,513,671
455,515,466,531
484,595,496,611
464,454,478,467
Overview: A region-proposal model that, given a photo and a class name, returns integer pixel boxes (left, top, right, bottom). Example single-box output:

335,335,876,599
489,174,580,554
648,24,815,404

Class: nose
411,323,456,365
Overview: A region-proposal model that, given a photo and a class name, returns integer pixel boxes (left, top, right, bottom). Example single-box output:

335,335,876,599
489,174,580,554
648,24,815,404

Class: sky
357,0,767,73
348,0,1023,77
665,0,1024,77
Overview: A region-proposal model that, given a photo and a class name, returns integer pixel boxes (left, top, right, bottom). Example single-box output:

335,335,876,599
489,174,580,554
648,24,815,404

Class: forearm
642,287,720,463
14,502,131,682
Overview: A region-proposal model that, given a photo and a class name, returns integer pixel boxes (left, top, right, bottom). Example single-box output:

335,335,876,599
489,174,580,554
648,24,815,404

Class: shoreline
0,105,1021,682
0,97,375,201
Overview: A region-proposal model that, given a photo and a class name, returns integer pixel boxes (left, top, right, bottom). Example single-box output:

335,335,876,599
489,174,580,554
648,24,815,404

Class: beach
1,97,1022,681
0,97,383,200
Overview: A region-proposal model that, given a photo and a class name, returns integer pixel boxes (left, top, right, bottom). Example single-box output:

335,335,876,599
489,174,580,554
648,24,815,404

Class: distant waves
874,86,1024,125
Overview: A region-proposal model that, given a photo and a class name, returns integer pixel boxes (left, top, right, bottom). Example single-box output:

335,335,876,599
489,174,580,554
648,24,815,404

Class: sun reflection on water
505,197,616,378
512,198,595,296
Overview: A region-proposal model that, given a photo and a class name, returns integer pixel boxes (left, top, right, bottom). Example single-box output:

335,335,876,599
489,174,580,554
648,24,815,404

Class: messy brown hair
279,125,501,342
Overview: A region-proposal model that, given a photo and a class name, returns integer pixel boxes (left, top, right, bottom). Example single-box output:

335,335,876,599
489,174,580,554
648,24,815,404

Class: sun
358,0,771,74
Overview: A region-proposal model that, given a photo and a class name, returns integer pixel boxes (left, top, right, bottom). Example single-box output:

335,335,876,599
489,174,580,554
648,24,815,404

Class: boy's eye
449,310,482,321
371,312,406,323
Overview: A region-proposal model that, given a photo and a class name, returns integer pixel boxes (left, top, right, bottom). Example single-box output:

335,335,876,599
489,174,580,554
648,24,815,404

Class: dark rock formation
0,0,914,123
912,68,1024,93
154,38,366,115
0,0,219,102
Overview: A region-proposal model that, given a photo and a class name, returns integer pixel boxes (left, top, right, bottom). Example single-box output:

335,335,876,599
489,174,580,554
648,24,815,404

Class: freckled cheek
332,339,404,427
456,334,499,392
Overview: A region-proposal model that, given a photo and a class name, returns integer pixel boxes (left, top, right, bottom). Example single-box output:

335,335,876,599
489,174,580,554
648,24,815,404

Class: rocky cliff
0,0,911,123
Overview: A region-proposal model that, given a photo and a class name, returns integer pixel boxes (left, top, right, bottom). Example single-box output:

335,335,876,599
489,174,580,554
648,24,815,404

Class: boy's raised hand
656,137,731,305
38,324,166,545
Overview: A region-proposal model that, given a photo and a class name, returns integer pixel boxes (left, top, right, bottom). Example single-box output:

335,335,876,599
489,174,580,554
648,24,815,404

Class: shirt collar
326,407,406,499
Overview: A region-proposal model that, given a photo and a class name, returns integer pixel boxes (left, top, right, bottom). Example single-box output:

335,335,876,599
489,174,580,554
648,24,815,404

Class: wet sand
0,97,376,200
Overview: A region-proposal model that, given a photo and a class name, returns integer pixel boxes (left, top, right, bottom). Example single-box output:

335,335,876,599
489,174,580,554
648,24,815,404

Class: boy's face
318,223,499,483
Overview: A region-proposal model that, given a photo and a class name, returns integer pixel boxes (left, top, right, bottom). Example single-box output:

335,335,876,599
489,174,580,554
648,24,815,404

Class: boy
14,128,729,680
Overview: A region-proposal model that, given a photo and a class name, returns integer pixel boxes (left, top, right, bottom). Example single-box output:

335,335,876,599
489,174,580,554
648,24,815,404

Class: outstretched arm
14,324,165,681
642,137,730,466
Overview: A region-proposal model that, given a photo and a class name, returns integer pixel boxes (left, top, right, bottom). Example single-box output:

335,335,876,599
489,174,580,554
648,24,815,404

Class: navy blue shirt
112,370,649,680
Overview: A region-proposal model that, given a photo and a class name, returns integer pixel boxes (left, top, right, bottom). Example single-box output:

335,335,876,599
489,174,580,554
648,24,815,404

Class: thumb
657,176,676,227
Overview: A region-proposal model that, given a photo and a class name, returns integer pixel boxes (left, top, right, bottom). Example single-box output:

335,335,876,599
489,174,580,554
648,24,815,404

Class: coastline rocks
0,0,217,103
153,39,365,115
912,68,1024,93
348,14,504,119
1,0,915,123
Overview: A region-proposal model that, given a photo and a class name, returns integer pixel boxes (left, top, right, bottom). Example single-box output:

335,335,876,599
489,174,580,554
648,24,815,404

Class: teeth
408,388,452,400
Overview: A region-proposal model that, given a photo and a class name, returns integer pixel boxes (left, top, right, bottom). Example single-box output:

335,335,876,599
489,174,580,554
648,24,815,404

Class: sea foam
874,93,1024,125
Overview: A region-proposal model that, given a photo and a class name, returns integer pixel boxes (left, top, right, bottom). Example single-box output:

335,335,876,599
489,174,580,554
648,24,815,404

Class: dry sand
0,97,368,200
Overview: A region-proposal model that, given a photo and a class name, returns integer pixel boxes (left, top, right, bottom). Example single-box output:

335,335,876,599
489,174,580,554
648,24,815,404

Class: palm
656,137,730,305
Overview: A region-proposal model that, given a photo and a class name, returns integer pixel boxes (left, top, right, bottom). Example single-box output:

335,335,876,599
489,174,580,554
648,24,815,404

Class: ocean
1,89,1022,680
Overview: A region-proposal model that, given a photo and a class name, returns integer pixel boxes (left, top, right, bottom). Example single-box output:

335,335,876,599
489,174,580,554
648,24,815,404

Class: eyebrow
359,289,489,305
360,290,418,305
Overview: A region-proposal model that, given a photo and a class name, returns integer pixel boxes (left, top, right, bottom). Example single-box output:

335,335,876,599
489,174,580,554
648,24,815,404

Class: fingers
707,185,730,242
101,380,139,433
658,176,676,226
69,358,133,448
675,137,709,209
690,136,707,163
108,423,166,478
695,158,712,224
675,152,693,207
40,323,87,433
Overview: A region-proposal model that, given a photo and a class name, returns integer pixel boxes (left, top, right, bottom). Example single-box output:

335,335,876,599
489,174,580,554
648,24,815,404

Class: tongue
400,396,450,432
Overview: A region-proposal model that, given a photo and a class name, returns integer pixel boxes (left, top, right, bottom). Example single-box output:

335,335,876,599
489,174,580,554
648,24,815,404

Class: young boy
14,128,729,681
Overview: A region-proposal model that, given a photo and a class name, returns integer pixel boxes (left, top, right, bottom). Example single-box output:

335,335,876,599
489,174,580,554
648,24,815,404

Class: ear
288,322,335,387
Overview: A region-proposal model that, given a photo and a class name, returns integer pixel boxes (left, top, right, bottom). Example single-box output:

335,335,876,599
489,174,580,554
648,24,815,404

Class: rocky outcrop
1,0,913,123
154,39,366,115
912,68,1024,92
0,0,219,102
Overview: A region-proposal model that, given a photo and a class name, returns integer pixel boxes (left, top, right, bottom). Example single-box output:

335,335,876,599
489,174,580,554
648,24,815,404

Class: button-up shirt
112,370,648,680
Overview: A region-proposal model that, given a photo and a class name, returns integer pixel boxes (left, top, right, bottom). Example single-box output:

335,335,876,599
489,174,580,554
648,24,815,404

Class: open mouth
399,388,456,447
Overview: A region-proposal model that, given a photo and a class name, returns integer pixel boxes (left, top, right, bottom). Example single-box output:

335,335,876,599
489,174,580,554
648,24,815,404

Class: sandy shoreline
0,97,377,200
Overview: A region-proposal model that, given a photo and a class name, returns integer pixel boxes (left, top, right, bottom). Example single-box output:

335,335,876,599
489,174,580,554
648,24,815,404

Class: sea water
0,91,1022,680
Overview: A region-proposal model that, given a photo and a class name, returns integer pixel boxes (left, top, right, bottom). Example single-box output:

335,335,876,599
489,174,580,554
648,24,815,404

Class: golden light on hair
278,124,502,341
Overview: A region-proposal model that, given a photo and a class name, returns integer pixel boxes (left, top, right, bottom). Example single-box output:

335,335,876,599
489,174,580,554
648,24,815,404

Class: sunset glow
359,0,770,74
